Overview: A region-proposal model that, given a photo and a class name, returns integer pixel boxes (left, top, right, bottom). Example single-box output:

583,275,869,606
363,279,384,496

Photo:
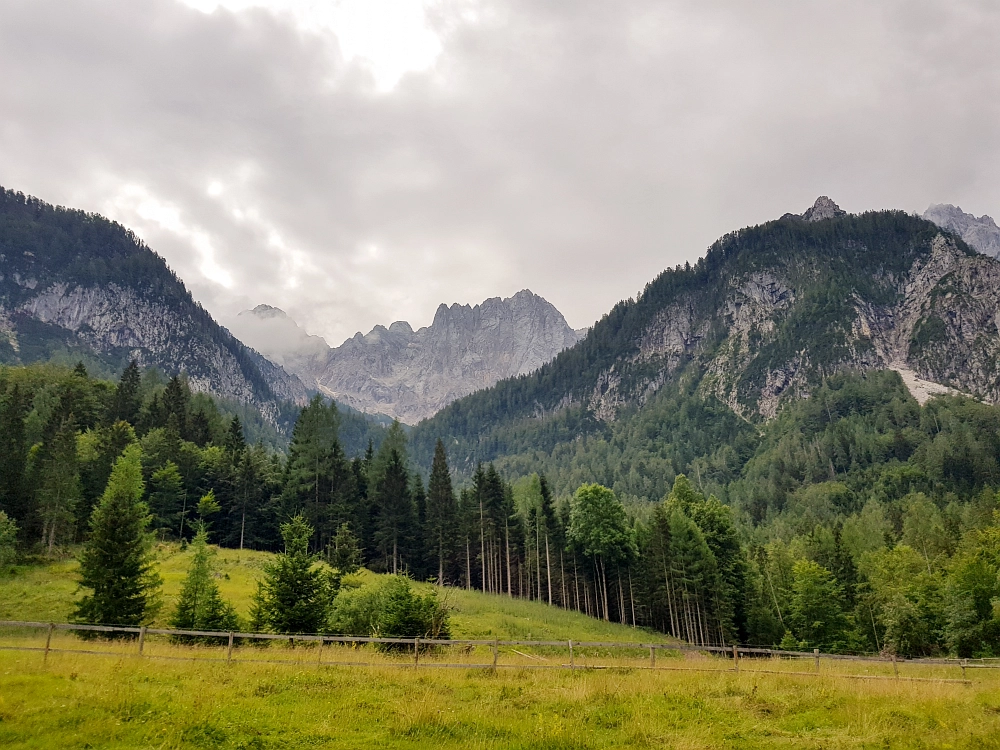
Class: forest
2,361,1000,658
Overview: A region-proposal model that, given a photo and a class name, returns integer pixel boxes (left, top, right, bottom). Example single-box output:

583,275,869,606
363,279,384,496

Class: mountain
235,290,584,424
0,188,308,423
923,203,1000,259
409,197,1000,477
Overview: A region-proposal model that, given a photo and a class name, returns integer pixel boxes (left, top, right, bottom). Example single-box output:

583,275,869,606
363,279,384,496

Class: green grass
3,550,1000,748
1,647,999,749
0,545,667,643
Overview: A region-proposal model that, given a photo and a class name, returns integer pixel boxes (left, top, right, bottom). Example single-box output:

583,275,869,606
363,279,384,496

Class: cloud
1,0,999,346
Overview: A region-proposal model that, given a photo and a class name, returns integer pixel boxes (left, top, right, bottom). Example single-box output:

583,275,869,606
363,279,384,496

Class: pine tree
148,461,184,537
426,439,456,585
75,445,161,626
250,514,333,634
171,524,239,633
328,522,362,574
162,375,191,439
112,360,142,426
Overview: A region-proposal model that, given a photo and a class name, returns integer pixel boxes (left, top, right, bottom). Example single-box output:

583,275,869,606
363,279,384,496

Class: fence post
569,639,574,671
227,631,235,663
813,648,819,673
492,639,499,670
44,622,54,664
414,638,420,669
138,626,146,656
649,646,656,670
891,654,899,679
316,637,323,668
961,659,967,680
733,645,739,673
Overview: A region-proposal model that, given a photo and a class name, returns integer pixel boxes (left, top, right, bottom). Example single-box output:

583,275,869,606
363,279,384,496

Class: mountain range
230,291,585,424
408,197,1000,484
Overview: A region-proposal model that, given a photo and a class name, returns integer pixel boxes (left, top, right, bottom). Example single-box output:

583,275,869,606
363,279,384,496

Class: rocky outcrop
924,204,1000,259
802,196,847,222
239,290,583,424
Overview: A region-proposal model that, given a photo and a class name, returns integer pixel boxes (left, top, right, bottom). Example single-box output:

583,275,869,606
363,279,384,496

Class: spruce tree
225,415,246,454
426,439,456,585
372,448,413,574
171,524,239,633
112,360,142,426
75,445,161,626
250,514,334,634
328,522,362,575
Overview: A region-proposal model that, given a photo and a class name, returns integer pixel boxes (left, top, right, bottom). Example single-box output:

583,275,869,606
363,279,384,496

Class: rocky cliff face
924,203,1000,259
0,188,308,420
237,290,583,424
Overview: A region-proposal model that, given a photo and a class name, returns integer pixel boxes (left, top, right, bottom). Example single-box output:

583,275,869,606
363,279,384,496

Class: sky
1,0,999,346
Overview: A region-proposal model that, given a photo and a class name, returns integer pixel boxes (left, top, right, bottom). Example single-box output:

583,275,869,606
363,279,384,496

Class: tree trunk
545,534,552,605
560,550,567,609
505,519,512,597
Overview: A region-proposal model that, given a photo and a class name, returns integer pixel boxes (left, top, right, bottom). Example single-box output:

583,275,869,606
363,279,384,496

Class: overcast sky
2,0,999,346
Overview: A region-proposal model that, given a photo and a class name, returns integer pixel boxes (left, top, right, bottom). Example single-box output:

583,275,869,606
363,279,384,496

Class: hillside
232,290,584,424
410,199,999,476
0,547,663,644
0,188,308,424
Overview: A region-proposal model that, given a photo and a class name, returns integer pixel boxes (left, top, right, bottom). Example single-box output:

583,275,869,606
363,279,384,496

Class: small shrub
330,576,450,643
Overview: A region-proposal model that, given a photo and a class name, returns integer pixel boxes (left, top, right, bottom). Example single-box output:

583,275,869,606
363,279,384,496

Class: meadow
3,548,1000,749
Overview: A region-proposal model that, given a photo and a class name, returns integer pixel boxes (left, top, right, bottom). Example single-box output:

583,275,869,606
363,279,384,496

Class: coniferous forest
3,360,1000,659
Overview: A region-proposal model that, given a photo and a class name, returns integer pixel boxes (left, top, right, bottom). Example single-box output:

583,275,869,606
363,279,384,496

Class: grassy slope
0,545,666,643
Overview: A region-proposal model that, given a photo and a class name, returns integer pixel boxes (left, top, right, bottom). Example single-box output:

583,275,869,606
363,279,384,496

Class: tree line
3,362,1000,658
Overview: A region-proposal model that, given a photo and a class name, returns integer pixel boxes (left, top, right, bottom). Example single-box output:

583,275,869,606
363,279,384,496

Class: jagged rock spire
802,196,846,222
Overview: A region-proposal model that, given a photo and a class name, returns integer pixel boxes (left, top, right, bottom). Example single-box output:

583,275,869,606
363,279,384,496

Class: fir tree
328,522,362,575
250,514,334,634
426,439,456,585
225,415,246,454
171,524,239,633
0,384,29,532
75,445,161,626
372,448,413,574
111,360,142,426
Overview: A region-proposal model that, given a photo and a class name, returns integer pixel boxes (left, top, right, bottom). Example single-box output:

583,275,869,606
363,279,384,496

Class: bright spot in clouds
177,0,442,90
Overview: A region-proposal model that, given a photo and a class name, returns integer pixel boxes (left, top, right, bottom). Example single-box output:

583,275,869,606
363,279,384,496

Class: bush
0,511,17,570
330,576,450,642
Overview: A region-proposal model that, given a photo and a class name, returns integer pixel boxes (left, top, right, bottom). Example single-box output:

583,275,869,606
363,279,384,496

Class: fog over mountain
233,291,584,423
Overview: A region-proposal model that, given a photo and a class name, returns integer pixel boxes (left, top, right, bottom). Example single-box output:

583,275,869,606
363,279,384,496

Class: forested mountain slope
0,188,308,424
411,199,1000,479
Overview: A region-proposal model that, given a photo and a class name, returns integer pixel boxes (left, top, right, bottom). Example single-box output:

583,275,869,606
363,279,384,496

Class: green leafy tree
250,515,335,634
331,575,450,642
568,484,637,621
788,559,848,650
36,417,81,554
0,384,29,533
75,445,161,626
171,524,239,633
942,513,1000,657
861,545,944,656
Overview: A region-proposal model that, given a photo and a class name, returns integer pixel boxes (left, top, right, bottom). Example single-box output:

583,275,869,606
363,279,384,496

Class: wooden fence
1,620,994,684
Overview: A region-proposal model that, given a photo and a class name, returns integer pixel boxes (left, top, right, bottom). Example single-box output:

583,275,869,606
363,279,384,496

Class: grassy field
1,646,999,749
0,544,668,643
4,549,1000,748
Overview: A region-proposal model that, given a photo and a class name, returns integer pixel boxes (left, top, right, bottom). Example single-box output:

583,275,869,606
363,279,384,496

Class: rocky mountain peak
802,196,846,222
236,289,584,423
923,203,1000,259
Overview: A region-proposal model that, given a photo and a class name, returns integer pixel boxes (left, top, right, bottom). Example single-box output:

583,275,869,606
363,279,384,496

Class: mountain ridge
233,288,584,424
0,187,309,425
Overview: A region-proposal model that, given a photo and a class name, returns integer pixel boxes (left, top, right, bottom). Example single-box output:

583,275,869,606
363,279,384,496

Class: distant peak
802,196,846,222
240,304,288,319
388,320,413,334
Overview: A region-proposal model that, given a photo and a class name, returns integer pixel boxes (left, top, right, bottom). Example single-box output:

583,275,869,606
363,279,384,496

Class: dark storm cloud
1,0,998,344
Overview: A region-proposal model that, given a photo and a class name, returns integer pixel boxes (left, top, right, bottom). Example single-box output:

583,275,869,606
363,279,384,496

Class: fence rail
0,620,993,683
